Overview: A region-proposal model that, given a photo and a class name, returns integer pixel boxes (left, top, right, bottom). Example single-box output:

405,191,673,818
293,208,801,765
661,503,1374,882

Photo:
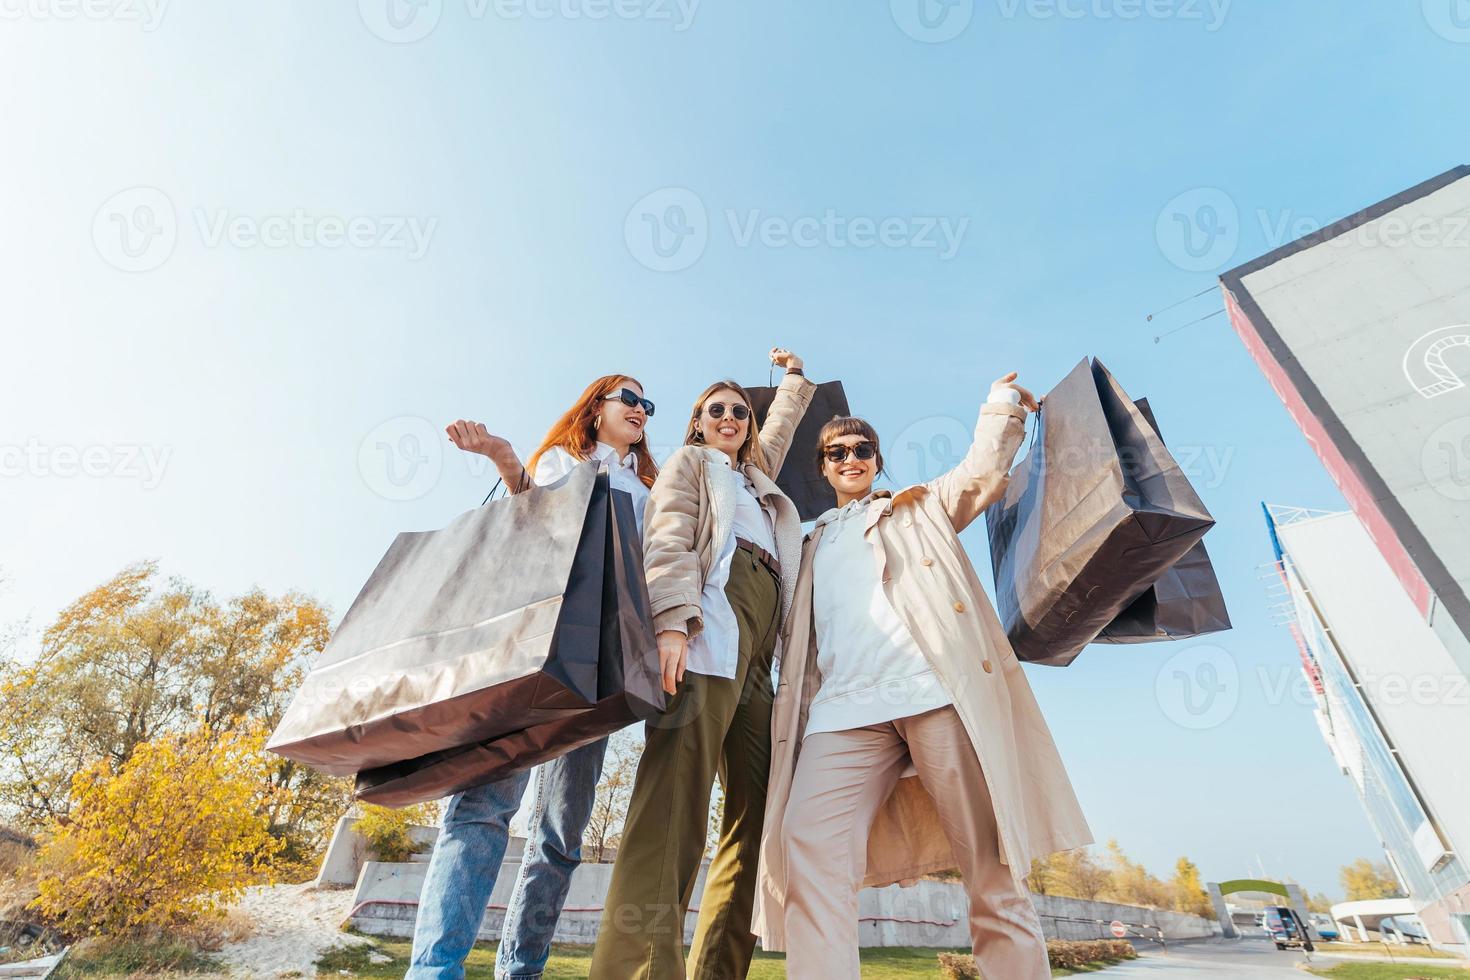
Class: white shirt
685,460,778,680
804,497,952,737
802,386,1022,736
533,442,650,537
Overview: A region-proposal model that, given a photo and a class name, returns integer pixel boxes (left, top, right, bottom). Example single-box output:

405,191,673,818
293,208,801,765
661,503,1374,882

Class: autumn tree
1104,839,1171,908
1340,858,1402,901
584,733,642,863
0,562,351,871
1050,847,1113,901
32,725,283,938
1168,857,1212,918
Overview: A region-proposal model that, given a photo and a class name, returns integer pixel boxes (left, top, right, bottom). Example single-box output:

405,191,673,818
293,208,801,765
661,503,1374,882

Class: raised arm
758,347,818,476
446,419,534,494
925,372,1037,533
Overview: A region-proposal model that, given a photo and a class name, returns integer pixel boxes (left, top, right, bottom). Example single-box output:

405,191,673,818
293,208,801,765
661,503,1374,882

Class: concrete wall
345,856,1221,947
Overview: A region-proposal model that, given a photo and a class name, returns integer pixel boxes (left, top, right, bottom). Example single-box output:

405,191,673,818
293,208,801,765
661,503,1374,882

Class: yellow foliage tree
1168,857,1213,918
1340,858,1402,901
31,725,283,938
354,803,439,863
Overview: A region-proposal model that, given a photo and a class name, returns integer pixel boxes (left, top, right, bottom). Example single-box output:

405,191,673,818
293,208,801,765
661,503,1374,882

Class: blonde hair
683,380,768,473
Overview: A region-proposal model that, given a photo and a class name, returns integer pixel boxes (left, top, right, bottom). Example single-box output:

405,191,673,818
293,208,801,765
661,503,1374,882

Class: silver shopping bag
268,462,661,774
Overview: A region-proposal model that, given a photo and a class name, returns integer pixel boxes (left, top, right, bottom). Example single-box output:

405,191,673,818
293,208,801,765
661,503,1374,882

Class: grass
1315,941,1461,960
51,937,225,978
1306,963,1470,979
315,935,1128,977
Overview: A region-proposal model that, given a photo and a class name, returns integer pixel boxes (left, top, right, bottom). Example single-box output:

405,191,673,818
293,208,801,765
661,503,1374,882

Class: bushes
938,939,1137,977
30,726,283,939
353,803,437,864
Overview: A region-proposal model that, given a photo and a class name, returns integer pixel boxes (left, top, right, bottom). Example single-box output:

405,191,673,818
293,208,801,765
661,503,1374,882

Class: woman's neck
835,486,873,508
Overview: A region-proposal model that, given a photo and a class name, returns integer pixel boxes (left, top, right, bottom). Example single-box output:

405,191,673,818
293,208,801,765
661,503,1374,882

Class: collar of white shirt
814,490,889,529
590,441,638,471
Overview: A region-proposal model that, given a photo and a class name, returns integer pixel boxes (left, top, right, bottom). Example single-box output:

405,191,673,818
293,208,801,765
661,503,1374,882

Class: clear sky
4,0,1467,901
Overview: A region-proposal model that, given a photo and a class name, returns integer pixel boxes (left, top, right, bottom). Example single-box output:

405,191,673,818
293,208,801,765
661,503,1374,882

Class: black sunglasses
605,388,655,416
823,441,877,464
704,401,750,421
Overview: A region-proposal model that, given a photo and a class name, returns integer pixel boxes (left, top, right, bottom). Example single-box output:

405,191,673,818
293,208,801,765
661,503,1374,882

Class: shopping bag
353,485,664,806
985,358,1216,666
747,379,850,521
1094,398,1231,643
267,463,645,774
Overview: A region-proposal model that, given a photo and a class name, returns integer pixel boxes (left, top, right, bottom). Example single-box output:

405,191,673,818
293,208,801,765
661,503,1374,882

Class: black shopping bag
353,485,664,806
747,379,850,521
1094,398,1231,644
985,359,1216,666
268,463,658,775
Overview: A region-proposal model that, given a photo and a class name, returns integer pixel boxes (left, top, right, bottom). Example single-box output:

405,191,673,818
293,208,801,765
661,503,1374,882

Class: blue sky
4,1,1468,899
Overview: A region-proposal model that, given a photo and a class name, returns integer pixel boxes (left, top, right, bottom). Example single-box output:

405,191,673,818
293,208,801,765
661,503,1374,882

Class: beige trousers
782,705,1049,980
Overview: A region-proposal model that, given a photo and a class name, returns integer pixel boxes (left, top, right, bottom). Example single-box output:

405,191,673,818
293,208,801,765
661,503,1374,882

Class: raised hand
446,419,514,463
990,371,1040,413
769,346,804,372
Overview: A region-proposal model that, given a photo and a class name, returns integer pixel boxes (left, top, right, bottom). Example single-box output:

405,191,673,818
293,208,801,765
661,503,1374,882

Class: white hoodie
804,495,952,737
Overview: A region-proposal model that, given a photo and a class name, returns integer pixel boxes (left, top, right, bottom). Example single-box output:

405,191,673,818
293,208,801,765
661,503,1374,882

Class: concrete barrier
344,856,1221,947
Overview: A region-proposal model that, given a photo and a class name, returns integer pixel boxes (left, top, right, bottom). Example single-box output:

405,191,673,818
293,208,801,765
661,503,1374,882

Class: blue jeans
406,737,607,980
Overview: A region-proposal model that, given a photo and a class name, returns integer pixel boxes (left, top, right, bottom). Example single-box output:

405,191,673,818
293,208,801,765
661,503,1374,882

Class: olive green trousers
589,547,780,980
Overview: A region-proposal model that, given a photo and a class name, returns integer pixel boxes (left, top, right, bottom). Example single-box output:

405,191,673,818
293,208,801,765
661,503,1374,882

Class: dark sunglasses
604,388,655,416
704,401,750,421
823,441,877,464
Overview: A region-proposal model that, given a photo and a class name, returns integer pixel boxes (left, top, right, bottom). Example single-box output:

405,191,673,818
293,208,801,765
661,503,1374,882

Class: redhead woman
588,348,816,980
751,373,1094,980
406,375,658,980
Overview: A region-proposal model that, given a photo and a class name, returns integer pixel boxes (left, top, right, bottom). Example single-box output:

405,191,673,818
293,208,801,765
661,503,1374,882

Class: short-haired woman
752,372,1094,980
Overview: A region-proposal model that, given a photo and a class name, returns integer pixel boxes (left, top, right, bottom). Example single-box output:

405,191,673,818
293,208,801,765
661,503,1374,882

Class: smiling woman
590,346,816,980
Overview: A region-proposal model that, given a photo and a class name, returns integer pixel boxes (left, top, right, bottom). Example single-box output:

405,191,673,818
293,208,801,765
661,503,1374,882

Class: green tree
1340,858,1402,901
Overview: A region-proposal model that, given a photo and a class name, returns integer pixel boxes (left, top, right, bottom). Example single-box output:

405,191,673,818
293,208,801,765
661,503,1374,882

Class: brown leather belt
735,537,781,580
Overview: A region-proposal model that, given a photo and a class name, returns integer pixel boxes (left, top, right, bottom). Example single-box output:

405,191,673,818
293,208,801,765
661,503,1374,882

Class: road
1107,934,1434,977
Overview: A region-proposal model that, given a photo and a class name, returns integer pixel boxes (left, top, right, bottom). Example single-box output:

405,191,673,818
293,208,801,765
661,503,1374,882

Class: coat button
902,517,912,528
982,659,993,673
953,601,966,613
921,557,934,567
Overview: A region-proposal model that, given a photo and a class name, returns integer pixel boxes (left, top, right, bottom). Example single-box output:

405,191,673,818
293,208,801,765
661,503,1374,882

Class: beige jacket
642,372,817,639
752,399,1094,951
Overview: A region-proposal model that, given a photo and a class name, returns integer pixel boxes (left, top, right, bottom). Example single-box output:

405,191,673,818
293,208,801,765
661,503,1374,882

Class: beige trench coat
752,399,1094,950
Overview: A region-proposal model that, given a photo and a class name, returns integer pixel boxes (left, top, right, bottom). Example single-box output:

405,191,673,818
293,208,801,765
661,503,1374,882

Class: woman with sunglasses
407,375,658,980
751,372,1093,980
588,347,815,980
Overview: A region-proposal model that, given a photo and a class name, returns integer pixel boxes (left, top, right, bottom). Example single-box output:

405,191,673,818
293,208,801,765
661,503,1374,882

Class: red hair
528,375,658,488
